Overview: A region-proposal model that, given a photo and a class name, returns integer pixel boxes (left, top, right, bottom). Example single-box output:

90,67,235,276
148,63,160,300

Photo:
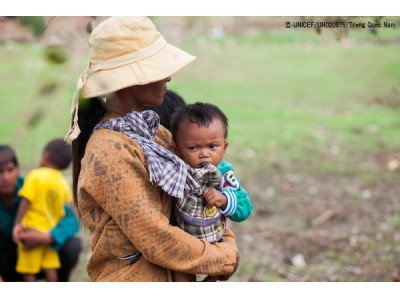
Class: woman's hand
18,227,53,250
202,250,240,282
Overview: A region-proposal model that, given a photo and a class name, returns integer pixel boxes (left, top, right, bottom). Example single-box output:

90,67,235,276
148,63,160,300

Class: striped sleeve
221,189,238,217
218,161,254,222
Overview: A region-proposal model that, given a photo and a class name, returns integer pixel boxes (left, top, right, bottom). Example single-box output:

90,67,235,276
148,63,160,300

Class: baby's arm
217,161,254,222
222,186,253,222
12,197,30,242
202,177,253,222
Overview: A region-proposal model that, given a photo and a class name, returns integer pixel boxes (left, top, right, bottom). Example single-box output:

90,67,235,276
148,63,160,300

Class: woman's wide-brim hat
65,16,196,143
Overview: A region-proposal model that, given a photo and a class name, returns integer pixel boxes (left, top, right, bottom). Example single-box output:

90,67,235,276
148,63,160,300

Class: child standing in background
170,102,254,281
12,139,72,282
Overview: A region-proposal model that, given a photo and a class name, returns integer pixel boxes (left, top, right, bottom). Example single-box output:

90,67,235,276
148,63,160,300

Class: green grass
169,30,400,175
0,43,86,166
1,25,400,175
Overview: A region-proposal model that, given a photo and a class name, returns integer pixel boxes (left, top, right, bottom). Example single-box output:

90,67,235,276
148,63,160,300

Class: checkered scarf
93,110,199,199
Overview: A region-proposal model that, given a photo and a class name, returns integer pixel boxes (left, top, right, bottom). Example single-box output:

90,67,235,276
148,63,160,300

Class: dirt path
229,169,400,281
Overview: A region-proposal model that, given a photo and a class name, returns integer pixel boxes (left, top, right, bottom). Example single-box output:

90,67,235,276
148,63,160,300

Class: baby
170,102,253,281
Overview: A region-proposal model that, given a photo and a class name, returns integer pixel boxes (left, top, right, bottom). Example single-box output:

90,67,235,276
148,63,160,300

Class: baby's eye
188,146,198,151
209,144,217,150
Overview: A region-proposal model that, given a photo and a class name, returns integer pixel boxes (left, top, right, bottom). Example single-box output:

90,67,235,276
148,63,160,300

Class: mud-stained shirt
77,112,237,282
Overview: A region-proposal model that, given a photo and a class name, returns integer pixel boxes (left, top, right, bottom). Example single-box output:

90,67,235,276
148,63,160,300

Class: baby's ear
224,141,229,151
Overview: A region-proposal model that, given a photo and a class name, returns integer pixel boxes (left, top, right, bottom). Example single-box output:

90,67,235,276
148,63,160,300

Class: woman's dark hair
170,102,229,141
71,98,105,217
145,90,186,131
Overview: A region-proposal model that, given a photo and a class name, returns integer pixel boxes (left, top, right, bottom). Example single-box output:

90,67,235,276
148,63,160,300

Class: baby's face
175,119,228,168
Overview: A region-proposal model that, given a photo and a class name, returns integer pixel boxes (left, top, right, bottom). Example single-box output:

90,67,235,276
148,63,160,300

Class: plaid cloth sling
174,163,226,243
93,110,199,200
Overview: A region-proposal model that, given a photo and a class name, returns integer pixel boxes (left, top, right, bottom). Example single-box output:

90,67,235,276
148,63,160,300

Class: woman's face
108,77,172,115
128,77,171,108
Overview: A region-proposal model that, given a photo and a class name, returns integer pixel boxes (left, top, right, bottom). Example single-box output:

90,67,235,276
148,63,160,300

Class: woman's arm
82,131,238,276
49,205,79,250
0,208,15,240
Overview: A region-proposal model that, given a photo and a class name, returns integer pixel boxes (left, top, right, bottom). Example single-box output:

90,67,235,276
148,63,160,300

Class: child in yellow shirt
12,139,72,282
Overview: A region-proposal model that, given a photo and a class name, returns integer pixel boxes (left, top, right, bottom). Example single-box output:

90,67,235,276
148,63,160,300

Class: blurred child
170,102,253,281
12,139,72,282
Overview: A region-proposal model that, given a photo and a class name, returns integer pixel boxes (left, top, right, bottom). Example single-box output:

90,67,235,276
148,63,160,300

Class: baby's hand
203,187,227,210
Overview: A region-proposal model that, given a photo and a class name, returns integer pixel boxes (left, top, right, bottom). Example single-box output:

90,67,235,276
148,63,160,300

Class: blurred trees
17,16,48,36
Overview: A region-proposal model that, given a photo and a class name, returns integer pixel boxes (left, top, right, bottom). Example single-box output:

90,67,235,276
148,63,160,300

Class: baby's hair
44,139,72,170
170,102,229,140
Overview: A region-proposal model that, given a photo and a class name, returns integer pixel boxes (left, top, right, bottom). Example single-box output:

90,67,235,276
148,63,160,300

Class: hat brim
81,43,196,99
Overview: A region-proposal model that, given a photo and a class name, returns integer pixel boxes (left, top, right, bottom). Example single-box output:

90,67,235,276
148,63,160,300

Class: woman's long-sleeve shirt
77,112,237,281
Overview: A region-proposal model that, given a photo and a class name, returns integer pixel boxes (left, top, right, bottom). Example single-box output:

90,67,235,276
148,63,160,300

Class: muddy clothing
77,112,237,282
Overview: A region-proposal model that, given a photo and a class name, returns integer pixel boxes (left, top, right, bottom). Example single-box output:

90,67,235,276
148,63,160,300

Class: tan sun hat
65,16,196,143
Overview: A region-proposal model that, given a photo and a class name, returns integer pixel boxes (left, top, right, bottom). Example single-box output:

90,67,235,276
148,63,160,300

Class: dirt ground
229,162,400,282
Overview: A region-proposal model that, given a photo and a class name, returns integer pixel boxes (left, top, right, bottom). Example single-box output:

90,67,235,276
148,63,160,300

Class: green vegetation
1,27,399,176
170,29,400,177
